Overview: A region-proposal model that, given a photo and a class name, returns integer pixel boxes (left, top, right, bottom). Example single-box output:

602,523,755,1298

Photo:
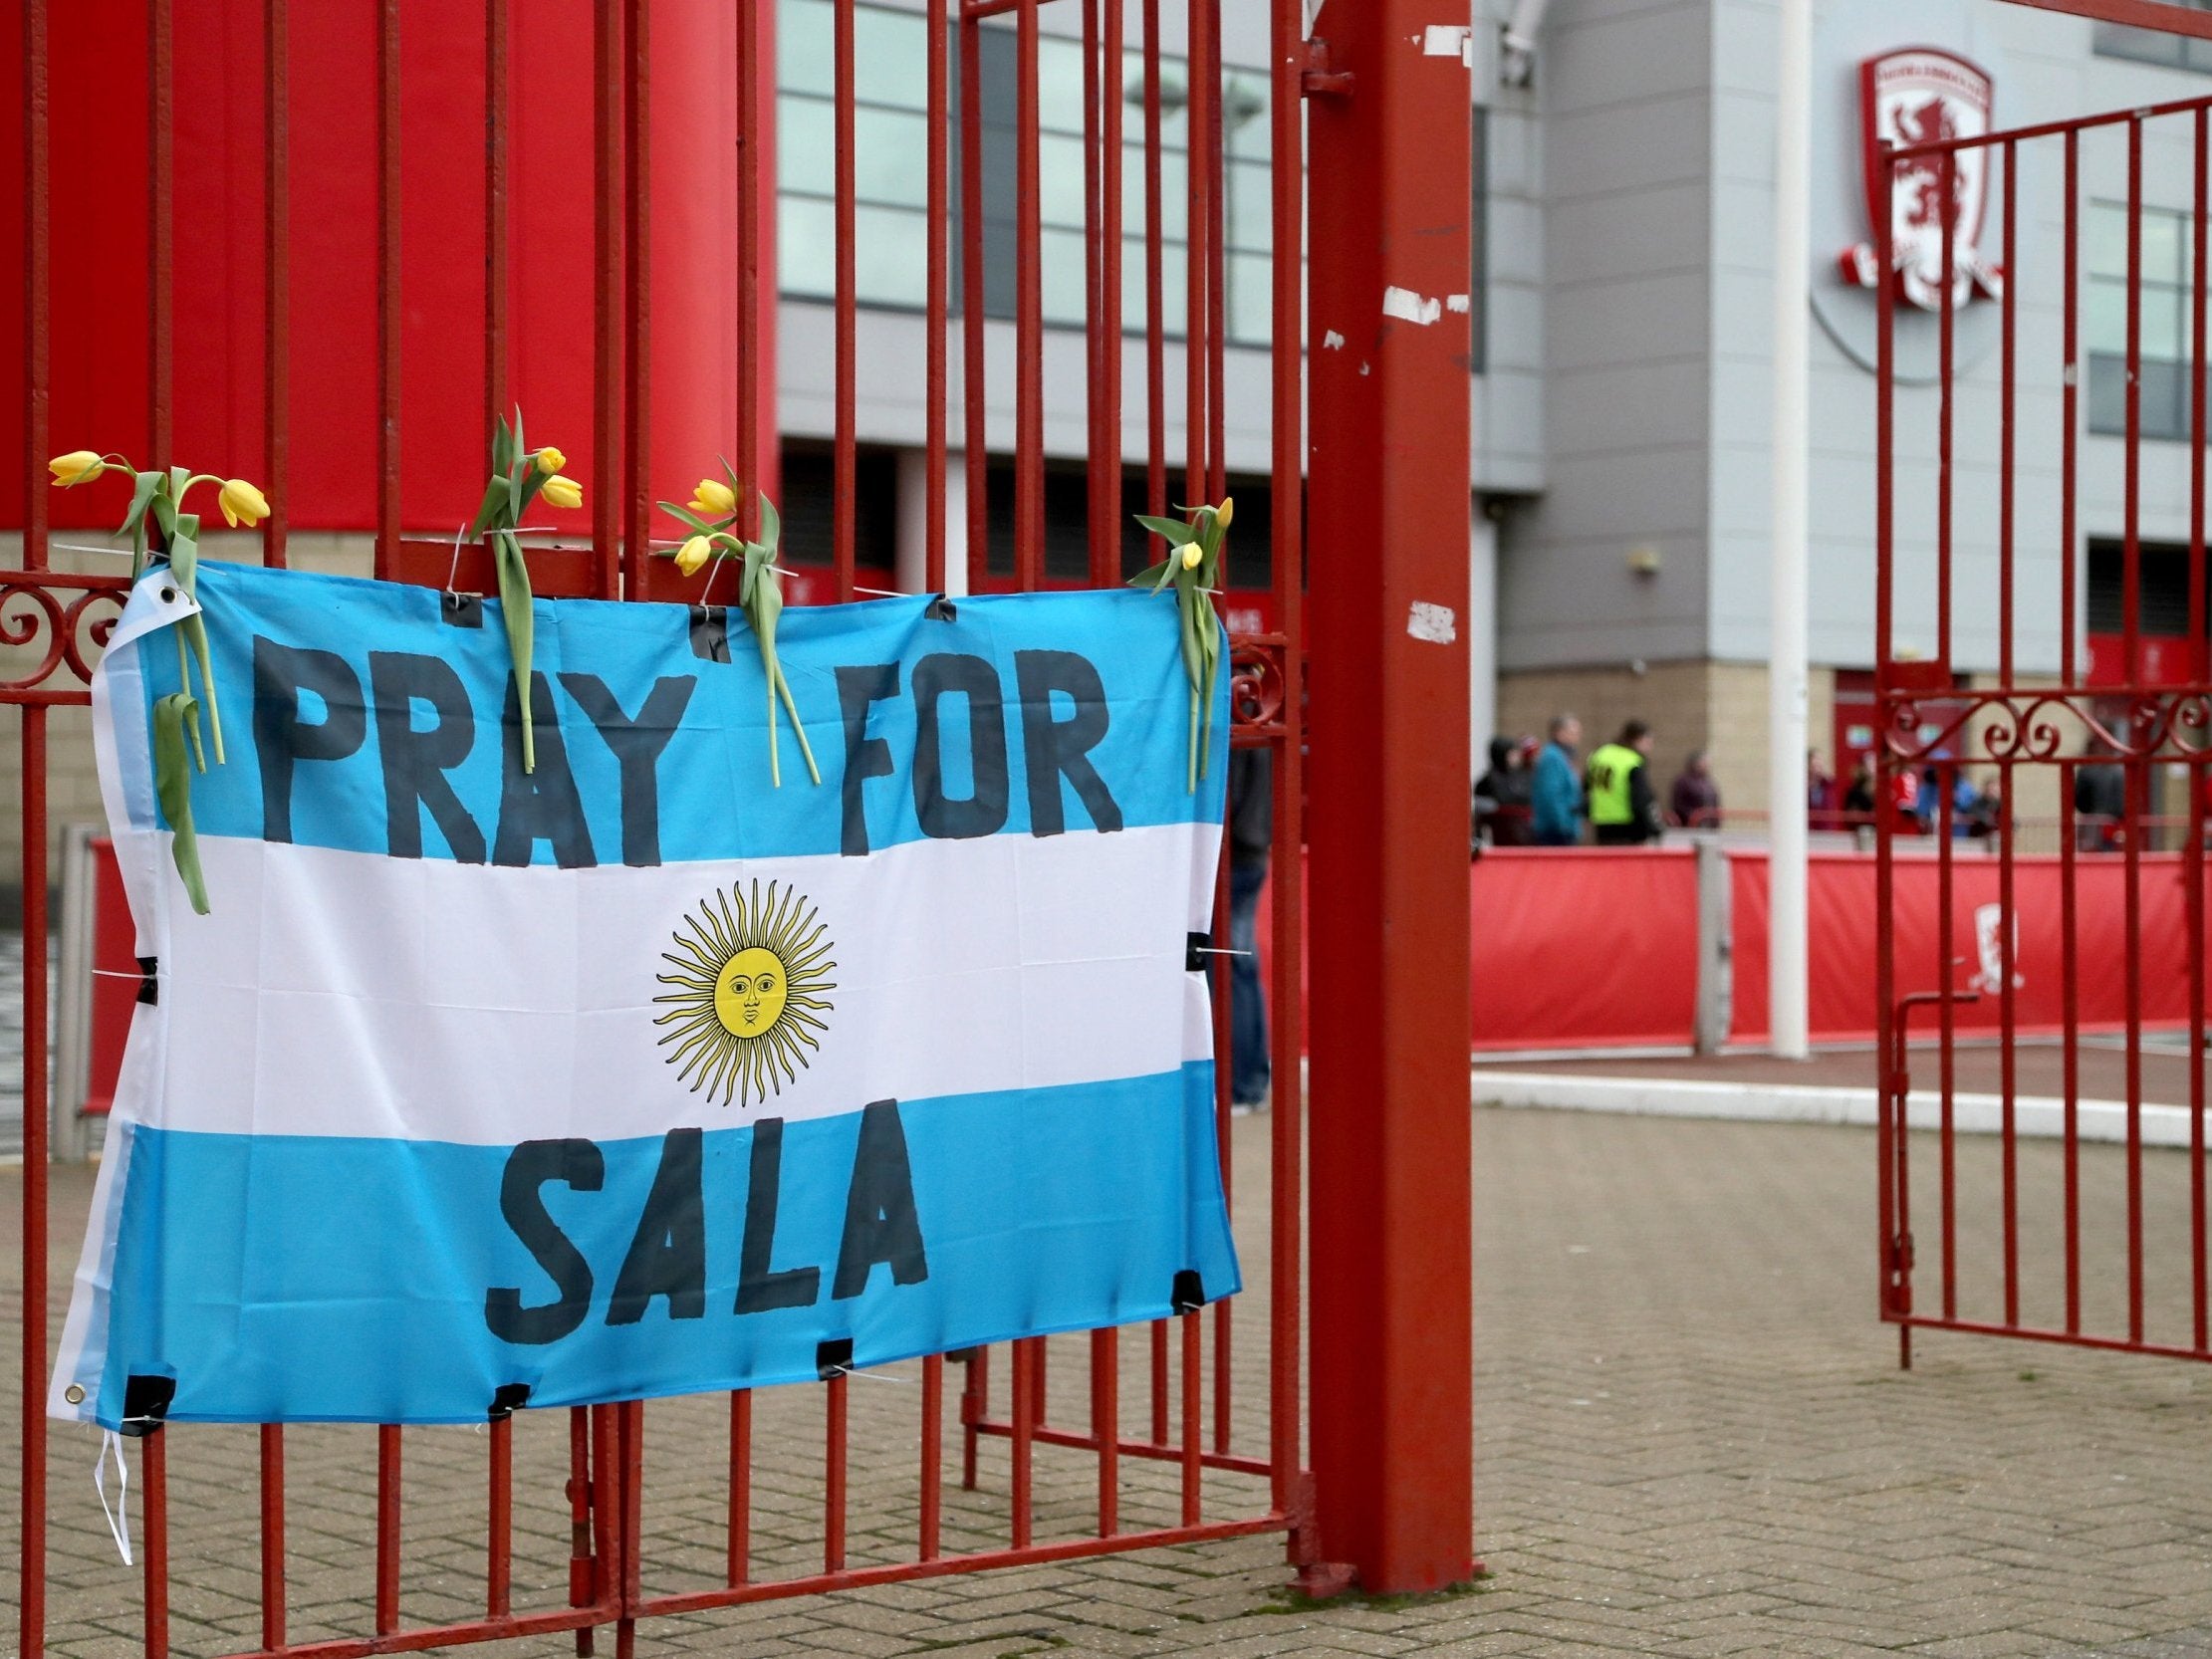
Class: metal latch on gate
1298,37,1352,99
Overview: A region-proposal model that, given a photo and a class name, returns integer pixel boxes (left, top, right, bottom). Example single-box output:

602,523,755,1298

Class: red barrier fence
1732,850,2205,1048
1467,850,1700,1051
1243,845,2212,1060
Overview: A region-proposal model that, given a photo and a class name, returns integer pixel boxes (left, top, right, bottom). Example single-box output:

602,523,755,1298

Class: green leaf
492,415,514,479
152,692,211,915
120,469,162,539
719,454,745,500
515,462,549,520
657,499,722,538
510,405,526,464
150,490,176,542
758,490,781,555
181,610,225,767
492,530,536,774
167,464,190,502
1134,514,1197,547
1152,557,1179,592
166,530,198,596
1126,559,1170,589
468,476,509,540
506,455,524,524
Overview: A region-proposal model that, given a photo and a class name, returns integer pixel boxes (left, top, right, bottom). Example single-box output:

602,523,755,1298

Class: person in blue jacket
1531,713,1586,846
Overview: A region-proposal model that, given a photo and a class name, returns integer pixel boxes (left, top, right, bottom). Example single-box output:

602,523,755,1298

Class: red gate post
1303,0,1477,1595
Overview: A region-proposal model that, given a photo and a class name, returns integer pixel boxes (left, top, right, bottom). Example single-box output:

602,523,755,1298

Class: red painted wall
2,0,762,539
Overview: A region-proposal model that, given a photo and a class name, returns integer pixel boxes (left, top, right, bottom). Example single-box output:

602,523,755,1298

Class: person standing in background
1474,735,1537,847
1532,713,1586,846
1225,746,1272,1115
1669,748,1720,830
1588,720,1663,845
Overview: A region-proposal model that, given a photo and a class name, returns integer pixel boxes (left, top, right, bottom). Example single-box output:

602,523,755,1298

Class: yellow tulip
1214,496,1234,529
676,535,713,578
688,477,737,519
541,474,584,511
47,451,104,488
1180,543,1202,571
218,478,270,529
535,445,567,474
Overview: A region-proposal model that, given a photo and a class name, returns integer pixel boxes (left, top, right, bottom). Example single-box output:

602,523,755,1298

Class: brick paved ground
13,1106,2212,1656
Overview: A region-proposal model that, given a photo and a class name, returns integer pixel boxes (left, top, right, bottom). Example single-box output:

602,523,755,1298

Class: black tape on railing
120,1374,175,1438
689,605,732,664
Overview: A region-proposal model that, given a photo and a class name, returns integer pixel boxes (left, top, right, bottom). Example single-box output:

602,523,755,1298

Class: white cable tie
1191,946,1255,957
95,1430,132,1566
445,522,468,594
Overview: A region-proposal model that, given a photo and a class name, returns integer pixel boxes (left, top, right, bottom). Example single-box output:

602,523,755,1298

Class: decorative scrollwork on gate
0,575,129,702
1229,635,1290,741
1884,684,2212,765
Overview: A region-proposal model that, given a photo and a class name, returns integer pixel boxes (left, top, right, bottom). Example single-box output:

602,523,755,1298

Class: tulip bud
676,535,713,578
541,474,585,511
1180,543,1202,572
688,477,738,519
535,445,567,475
47,451,104,488
218,478,271,529
1214,496,1234,529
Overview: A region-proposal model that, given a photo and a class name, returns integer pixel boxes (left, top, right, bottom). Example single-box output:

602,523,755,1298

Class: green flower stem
491,528,537,774
773,666,823,787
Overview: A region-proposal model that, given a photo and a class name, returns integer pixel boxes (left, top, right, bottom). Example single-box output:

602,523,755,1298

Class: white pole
1768,0,1812,1061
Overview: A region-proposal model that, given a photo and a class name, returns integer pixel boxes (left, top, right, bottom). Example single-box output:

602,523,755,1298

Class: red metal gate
1874,51,2212,1367
7,0,1312,1651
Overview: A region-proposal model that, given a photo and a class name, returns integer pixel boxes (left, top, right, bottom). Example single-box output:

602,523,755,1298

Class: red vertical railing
1878,80,2212,1371
12,0,1311,1649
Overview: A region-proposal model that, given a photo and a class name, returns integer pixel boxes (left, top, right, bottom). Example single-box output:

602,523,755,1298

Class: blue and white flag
53,561,1236,1428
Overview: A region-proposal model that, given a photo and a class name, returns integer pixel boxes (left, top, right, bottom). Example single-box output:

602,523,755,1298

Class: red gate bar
1876,63,2212,1371
10,0,1321,1651
1305,0,1476,1595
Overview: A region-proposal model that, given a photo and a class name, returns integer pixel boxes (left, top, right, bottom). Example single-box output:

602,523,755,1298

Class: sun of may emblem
654,880,838,1108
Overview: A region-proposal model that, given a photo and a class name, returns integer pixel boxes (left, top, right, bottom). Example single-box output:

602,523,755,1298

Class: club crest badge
1839,47,2003,313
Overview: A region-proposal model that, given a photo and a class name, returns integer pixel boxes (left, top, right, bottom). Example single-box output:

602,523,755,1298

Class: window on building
2093,0,2212,71
2086,200,2197,440
777,0,1275,346
972,464,1277,588
2088,538,2198,637
777,443,901,572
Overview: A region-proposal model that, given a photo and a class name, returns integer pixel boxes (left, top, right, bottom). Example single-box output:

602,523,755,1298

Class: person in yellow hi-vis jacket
1586,719,1663,846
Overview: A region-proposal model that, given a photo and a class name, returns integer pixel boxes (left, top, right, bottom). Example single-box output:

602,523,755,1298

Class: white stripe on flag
124,821,1223,1145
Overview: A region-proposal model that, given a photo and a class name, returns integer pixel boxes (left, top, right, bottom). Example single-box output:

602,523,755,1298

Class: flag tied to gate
53,561,1237,1429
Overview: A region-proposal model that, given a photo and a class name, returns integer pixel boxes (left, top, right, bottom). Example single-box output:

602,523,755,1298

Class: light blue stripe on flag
85,1065,1236,1427
138,562,1228,864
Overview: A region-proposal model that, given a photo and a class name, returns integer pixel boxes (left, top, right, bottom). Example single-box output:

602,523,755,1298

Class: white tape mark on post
1323,329,1346,350
1420,23,1474,64
1407,601,1457,644
1381,286,1441,326
1445,293,1471,314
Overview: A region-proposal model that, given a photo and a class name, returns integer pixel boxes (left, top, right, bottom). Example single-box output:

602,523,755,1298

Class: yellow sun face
654,881,836,1108
716,946,790,1035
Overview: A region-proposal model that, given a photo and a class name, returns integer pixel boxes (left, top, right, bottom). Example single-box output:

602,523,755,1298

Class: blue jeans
1227,857,1270,1105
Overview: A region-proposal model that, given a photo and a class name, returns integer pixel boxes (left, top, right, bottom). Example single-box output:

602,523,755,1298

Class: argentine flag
53,561,1237,1428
